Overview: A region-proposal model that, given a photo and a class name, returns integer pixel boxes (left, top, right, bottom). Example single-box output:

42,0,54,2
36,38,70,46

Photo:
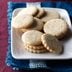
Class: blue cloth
6,1,72,71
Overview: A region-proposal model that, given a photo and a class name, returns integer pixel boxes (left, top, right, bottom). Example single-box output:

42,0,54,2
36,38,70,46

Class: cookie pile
12,6,69,54
22,30,47,53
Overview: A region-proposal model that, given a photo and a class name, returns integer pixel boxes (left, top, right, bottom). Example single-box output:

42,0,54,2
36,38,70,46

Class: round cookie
22,30,43,46
17,6,38,16
20,18,44,32
35,8,45,18
12,15,34,28
44,19,68,39
24,45,47,53
41,34,63,54
30,18,44,30
41,10,60,22
24,44,45,50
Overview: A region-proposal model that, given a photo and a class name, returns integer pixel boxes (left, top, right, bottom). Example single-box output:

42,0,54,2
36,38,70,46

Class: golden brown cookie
24,44,47,53
20,18,44,32
24,44,45,50
12,15,34,28
17,6,38,16
40,10,60,22
22,30,43,46
41,34,63,54
44,19,68,39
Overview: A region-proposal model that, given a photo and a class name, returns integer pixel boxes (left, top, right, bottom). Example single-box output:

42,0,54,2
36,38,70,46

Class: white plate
11,8,72,59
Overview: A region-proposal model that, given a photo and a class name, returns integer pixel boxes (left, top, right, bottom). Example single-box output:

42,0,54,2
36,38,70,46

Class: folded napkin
6,1,72,71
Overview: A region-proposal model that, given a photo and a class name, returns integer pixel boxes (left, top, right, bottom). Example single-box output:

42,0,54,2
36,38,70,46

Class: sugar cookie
24,45,47,53
41,34,63,54
17,6,38,16
44,19,68,39
22,30,43,46
12,15,34,28
41,10,60,22
20,18,44,32
24,44,45,50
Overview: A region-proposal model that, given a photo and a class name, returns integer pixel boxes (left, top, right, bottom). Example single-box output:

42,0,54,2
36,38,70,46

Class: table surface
0,0,72,72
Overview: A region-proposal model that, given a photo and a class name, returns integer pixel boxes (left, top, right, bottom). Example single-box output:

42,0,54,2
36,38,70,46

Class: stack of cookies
22,30,47,53
12,6,69,54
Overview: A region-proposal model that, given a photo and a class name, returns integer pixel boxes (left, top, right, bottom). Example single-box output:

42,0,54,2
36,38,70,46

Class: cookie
20,18,44,32
24,44,45,50
30,18,44,31
35,8,45,18
17,6,38,16
24,45,47,53
12,15,34,28
41,10,60,22
22,30,43,46
41,34,63,54
44,19,68,39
